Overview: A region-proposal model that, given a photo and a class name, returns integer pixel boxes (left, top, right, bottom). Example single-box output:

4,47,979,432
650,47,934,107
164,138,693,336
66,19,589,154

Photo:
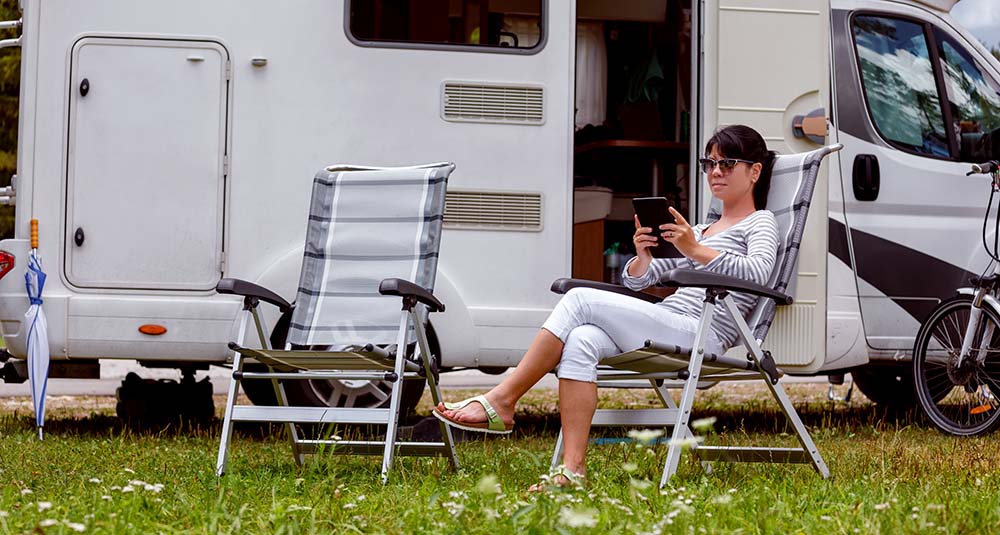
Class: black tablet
632,197,676,258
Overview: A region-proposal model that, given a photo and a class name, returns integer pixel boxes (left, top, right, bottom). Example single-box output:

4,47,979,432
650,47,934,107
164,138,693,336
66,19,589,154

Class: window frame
343,0,548,55
849,11,958,161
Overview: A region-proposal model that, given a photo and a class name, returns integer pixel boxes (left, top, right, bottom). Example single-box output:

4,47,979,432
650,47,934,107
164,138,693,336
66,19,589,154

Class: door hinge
224,60,232,81
219,251,227,272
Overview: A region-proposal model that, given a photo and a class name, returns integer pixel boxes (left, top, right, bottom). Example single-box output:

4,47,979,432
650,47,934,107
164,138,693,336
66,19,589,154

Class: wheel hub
946,351,980,386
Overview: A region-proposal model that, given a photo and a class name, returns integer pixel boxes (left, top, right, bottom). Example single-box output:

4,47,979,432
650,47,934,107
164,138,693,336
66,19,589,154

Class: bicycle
912,160,1000,436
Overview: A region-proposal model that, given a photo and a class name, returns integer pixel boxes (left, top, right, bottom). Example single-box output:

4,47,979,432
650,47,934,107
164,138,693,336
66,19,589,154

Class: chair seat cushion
234,346,420,373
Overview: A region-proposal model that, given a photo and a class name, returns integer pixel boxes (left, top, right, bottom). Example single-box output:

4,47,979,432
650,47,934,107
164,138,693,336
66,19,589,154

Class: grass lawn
0,383,997,534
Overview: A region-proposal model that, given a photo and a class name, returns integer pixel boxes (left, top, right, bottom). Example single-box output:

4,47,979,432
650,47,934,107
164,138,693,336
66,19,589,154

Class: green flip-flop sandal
432,395,513,434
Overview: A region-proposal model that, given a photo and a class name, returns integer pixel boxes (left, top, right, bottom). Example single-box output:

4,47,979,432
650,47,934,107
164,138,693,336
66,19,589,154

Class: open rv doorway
570,0,695,288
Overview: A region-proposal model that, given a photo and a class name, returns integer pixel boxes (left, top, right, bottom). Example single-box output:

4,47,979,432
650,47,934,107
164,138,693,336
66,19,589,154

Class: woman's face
704,146,761,205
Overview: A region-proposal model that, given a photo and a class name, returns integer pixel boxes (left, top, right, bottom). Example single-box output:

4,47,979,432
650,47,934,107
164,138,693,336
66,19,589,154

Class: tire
851,363,918,408
913,295,1000,436
239,310,430,418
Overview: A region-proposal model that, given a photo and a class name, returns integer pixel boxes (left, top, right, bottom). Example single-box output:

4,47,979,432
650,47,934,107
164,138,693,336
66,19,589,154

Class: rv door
65,38,230,291
829,0,1000,351
698,0,832,372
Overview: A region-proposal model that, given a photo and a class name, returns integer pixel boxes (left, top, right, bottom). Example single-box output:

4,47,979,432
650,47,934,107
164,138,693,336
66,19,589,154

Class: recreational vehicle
0,0,996,417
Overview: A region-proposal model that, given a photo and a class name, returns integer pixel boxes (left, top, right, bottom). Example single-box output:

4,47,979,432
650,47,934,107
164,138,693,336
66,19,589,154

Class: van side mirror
961,126,1000,162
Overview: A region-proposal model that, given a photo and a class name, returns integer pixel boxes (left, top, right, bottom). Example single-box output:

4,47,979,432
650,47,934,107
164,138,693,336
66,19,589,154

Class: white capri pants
540,288,724,383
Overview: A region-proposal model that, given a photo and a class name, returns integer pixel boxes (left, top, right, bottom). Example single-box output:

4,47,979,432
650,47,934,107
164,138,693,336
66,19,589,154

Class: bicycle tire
912,295,1000,436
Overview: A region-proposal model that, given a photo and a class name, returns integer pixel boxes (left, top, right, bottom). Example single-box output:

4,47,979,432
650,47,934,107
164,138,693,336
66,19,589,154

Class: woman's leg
437,328,564,426
558,379,598,476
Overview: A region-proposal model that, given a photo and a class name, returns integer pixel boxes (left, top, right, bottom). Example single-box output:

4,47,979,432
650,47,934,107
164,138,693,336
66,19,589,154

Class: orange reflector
139,324,167,336
970,404,993,415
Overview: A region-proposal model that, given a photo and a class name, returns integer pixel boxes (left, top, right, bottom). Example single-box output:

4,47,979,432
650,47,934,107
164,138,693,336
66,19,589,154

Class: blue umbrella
25,222,48,440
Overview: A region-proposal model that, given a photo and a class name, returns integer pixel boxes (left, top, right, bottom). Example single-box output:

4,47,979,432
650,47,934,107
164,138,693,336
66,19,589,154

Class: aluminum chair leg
216,310,250,476
721,296,829,479
412,309,460,470
250,305,304,466
380,312,412,483
661,299,716,488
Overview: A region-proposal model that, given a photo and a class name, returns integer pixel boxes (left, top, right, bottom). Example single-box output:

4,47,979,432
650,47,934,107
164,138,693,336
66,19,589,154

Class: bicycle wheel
913,295,1000,436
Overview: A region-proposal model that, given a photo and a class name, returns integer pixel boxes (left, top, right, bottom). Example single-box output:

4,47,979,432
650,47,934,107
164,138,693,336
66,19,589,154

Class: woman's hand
628,215,658,277
663,207,721,266
661,207,698,257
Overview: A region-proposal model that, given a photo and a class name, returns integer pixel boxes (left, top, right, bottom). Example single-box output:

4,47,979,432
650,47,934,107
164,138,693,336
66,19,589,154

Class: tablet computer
632,197,677,258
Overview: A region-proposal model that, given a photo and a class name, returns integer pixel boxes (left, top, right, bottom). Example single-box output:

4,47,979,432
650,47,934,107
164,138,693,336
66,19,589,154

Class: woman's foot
433,393,515,434
528,466,586,492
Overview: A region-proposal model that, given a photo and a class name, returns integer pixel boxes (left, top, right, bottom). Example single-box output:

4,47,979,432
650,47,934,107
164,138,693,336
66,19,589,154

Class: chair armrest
549,278,663,304
659,268,793,305
216,278,293,313
379,278,445,313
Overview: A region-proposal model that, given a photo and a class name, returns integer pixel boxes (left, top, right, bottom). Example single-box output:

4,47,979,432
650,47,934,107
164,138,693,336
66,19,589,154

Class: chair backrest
287,162,455,347
706,144,841,342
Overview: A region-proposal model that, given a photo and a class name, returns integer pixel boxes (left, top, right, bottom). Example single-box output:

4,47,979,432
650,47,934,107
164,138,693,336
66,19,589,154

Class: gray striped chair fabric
287,163,453,347
705,144,839,343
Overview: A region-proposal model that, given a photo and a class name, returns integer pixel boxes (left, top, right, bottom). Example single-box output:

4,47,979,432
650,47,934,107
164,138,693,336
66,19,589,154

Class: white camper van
0,0,996,415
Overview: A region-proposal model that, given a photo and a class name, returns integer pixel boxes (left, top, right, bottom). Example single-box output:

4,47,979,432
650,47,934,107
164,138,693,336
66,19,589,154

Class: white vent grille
763,303,817,367
444,190,543,231
442,82,544,125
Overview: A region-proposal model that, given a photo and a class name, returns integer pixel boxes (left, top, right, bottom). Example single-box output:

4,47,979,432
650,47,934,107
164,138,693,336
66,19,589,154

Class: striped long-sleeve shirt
621,209,779,350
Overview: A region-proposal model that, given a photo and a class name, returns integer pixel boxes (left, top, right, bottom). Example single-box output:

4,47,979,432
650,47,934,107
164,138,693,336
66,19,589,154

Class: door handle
852,154,880,201
74,227,85,247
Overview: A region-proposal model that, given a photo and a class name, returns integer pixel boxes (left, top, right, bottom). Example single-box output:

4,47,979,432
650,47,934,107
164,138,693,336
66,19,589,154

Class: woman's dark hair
704,124,776,210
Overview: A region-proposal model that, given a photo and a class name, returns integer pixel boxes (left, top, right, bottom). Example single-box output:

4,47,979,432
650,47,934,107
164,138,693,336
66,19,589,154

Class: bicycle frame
955,163,1000,369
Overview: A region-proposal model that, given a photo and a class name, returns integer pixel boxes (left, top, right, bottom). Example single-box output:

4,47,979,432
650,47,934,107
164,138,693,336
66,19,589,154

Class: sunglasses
698,157,756,174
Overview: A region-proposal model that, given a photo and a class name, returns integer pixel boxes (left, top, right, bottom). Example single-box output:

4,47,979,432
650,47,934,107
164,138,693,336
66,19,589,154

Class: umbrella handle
30,219,37,250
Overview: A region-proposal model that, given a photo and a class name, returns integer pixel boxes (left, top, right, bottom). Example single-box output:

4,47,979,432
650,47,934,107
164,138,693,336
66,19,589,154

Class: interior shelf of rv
574,139,689,198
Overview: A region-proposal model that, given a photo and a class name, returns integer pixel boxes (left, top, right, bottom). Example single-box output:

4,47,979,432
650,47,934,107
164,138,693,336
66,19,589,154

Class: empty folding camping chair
548,144,842,487
215,162,459,482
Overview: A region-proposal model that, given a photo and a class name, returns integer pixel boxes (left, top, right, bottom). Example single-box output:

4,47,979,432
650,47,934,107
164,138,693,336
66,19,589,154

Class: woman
434,124,779,486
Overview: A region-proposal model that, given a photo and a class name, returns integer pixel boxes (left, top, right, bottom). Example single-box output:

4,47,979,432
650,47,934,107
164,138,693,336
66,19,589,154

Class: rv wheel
238,310,431,418
851,363,917,409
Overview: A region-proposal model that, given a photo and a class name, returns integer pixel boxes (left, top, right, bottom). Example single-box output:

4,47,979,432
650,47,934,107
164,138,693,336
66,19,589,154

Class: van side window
852,15,949,157
934,29,1000,161
348,0,543,51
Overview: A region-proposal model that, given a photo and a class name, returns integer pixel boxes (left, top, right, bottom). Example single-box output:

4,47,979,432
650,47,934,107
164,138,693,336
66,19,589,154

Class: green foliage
0,388,999,533
0,0,17,239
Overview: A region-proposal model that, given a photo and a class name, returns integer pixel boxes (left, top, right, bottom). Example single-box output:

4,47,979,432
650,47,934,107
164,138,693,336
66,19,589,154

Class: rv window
934,29,1000,161
852,15,949,158
348,0,544,52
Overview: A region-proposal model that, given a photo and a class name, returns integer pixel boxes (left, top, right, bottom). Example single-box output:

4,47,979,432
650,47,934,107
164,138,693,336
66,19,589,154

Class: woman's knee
556,325,615,382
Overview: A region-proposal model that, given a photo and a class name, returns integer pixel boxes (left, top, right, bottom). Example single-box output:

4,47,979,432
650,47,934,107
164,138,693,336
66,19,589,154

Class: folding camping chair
548,144,842,487
214,162,459,482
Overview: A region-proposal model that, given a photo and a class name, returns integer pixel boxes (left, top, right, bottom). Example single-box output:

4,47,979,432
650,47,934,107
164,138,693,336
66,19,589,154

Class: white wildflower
100,496,112,501
912,506,919,512
343,503,356,510
144,483,164,493
911,514,918,520
976,478,983,487
711,494,732,505
627,428,664,444
727,488,737,494
690,417,717,432
0,511,7,518
927,504,945,511
294,478,305,486
476,474,501,495
20,488,32,496
37,502,52,511
87,478,101,484
559,507,599,528
630,478,653,491
623,462,639,473
329,434,342,441
287,505,312,512
121,486,135,493
123,468,135,474
66,522,86,532
820,515,832,521
874,503,890,511
441,501,465,517
39,519,58,528
128,480,147,487
668,436,704,448
110,486,121,491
